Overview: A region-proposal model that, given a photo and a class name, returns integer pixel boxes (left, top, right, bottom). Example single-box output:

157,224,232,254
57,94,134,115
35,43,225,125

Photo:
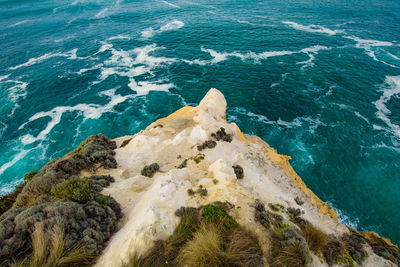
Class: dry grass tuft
177,223,226,266
273,240,309,267
12,224,93,267
227,227,264,266
303,222,329,252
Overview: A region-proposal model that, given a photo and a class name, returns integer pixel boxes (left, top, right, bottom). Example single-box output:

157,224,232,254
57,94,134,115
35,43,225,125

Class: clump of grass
303,222,329,252
177,223,263,267
12,224,93,267
274,240,309,267
226,227,264,266
51,177,95,203
127,204,263,267
268,226,311,267
177,224,225,266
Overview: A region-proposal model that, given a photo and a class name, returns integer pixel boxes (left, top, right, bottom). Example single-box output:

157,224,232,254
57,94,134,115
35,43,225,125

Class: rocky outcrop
93,88,399,266
0,134,121,266
1,89,398,267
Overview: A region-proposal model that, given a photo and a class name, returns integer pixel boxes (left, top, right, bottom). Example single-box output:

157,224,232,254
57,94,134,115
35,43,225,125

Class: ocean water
1,0,399,245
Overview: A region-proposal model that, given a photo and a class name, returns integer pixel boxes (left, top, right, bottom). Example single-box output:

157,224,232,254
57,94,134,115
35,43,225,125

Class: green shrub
52,178,95,203
202,204,237,229
95,194,112,205
23,171,37,181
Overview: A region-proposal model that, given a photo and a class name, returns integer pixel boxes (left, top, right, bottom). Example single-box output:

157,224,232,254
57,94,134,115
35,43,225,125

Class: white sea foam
345,36,399,67
0,178,24,196
0,78,28,116
354,111,370,124
141,20,184,39
373,76,400,138
0,150,30,176
91,41,176,94
328,202,360,230
128,79,174,95
0,74,10,81
77,64,104,74
160,0,180,8
8,19,32,28
133,44,177,67
19,89,134,145
194,45,328,66
107,35,131,41
95,7,109,18
335,21,355,27
237,20,254,25
282,21,343,35
298,45,331,69
387,52,400,61
9,49,79,70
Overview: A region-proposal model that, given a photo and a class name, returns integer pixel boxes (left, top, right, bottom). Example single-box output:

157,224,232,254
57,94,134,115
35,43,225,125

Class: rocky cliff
1,89,399,267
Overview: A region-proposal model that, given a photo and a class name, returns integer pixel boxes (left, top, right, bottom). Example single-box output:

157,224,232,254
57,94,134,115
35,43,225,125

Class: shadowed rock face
0,134,121,265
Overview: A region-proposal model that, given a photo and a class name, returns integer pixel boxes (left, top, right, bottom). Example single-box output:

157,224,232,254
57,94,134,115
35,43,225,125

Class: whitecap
182,59,208,66
133,44,177,67
195,45,327,65
373,76,400,138
0,74,10,81
237,20,254,25
345,36,398,68
160,0,180,8
298,45,331,69
95,7,109,18
0,150,30,176
19,89,134,145
335,21,355,27
282,21,343,35
77,64,104,75
141,20,184,39
8,19,32,28
270,83,279,88
128,79,174,95
0,78,28,116
107,35,131,41
328,202,360,230
9,49,79,70
354,111,370,124
0,178,24,196
387,52,400,61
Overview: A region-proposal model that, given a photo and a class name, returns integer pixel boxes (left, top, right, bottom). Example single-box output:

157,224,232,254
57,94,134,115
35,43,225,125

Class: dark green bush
23,171,37,181
52,178,95,203
202,204,237,229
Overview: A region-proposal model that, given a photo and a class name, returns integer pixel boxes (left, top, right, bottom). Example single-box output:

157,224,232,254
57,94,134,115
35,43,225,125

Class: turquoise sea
1,0,399,245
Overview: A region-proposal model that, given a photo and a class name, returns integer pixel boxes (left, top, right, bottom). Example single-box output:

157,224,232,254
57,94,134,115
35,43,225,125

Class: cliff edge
1,89,399,267
94,89,398,266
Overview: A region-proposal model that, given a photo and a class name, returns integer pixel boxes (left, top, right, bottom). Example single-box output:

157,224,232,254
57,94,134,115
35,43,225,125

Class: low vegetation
52,177,95,203
141,163,160,178
211,127,233,142
11,224,93,267
126,204,263,267
0,134,121,265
